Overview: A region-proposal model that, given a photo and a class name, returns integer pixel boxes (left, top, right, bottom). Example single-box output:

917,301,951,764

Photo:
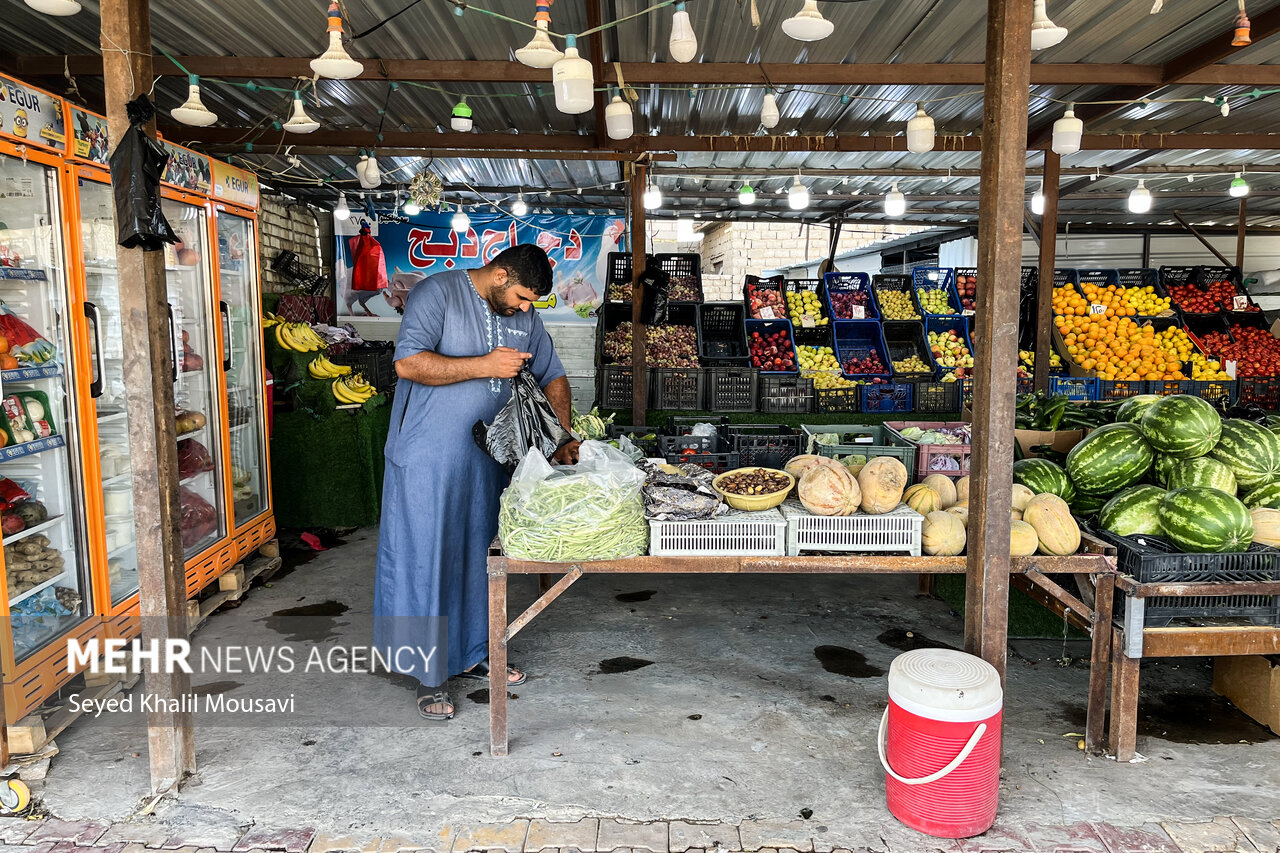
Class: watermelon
1139,395,1222,459
1208,419,1280,489
1167,457,1237,496
1013,458,1075,502
1116,394,1162,424
1070,491,1109,518
1157,487,1253,553
1098,485,1166,537
1065,422,1154,496
1150,454,1179,487
1242,480,1280,510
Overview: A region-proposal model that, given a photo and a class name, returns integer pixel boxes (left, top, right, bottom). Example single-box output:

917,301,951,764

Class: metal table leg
1109,625,1141,761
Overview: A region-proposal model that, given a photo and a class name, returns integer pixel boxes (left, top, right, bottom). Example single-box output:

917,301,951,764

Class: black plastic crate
664,451,741,474
705,367,758,413
1118,268,1160,291
697,302,750,366
784,278,834,345
1148,379,1194,397
744,274,787,320
1095,529,1280,627
1159,265,1198,288
596,302,698,367
608,252,633,284
1096,379,1150,401
607,422,660,457
657,253,704,304
1240,378,1280,410
1053,268,1080,289
329,344,395,392
659,433,718,455
731,432,805,468
1187,379,1238,406
914,380,962,413
871,274,923,321
814,384,861,414
758,375,815,414
668,415,729,436
1076,268,1120,290
1192,265,1243,288
597,367,636,411
861,382,914,414
824,272,877,320
882,320,937,381
650,368,706,411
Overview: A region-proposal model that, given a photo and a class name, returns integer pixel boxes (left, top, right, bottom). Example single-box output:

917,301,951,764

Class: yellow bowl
712,467,796,511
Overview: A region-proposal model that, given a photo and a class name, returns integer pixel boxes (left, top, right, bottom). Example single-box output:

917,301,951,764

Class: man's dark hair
491,244,554,296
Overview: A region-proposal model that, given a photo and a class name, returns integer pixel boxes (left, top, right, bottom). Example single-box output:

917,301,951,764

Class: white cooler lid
888,648,1003,721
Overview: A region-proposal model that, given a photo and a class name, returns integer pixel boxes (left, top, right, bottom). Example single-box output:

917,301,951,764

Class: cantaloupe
798,463,861,517
1023,493,1081,556
1011,484,1035,512
956,475,970,503
904,484,940,516
1010,520,1038,556
858,456,908,514
1011,509,1024,521
922,474,958,508
1250,507,1280,547
946,505,969,527
922,511,967,556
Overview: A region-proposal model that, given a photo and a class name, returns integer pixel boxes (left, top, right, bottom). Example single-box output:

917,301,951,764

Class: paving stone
310,836,389,853
0,818,34,845
597,822,668,853
1228,820,1280,853
873,825,961,853
1160,820,1256,853
668,823,740,853
959,826,1035,853
452,822,530,853
1091,824,1178,853
167,828,248,852
233,829,317,853
738,822,814,853
97,823,173,848
1021,823,1109,853
375,838,425,853
526,820,598,853
25,820,111,846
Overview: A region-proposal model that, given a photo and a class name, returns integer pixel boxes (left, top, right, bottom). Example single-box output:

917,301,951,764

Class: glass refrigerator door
0,152,93,661
215,210,268,528
76,176,139,604
162,197,226,559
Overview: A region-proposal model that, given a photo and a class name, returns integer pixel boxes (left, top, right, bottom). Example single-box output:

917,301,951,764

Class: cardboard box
1212,655,1280,734
1015,428,1086,458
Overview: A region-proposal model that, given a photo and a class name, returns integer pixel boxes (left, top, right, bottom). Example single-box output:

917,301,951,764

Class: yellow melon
904,484,941,516
922,474,958,509
1010,520,1038,556
1011,484,1035,512
946,505,969,528
922,511,967,556
956,475,970,503
1023,493,1081,556
1250,507,1280,548
858,456,908,514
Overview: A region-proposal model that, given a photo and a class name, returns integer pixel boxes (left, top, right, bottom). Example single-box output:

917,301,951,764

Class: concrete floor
37,528,1280,841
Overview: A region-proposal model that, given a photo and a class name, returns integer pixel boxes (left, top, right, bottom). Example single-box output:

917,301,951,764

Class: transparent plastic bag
498,440,647,562
473,366,571,474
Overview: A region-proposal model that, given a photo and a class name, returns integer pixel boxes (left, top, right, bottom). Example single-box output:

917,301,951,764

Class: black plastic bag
473,367,572,473
638,254,670,326
109,95,178,251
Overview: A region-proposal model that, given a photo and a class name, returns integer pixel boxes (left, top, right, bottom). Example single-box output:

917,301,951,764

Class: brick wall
259,196,326,295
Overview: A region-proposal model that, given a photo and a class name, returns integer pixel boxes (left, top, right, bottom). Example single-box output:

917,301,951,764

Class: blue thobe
373,270,565,687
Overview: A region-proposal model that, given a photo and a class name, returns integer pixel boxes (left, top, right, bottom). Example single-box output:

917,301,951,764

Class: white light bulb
358,154,382,189
669,3,698,63
605,95,634,140
1221,100,1230,117
402,198,422,216
760,92,780,129
333,194,351,221
643,184,662,210
171,75,217,127
1128,180,1153,214
788,175,809,210
451,206,471,233
676,218,702,242
283,94,320,133
515,19,564,68
738,184,756,205
311,1,364,79
1230,173,1250,198
451,99,474,133
905,104,935,154
1030,183,1045,215
512,193,529,216
1051,105,1083,156
23,0,81,15
1030,0,1068,50
781,0,834,41
884,183,906,217
552,36,594,115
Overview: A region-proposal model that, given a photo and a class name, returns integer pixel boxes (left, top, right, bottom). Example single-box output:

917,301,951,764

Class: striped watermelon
1242,480,1280,510
1139,395,1222,459
1208,419,1280,489
1116,394,1162,424
1070,491,1109,518
1150,453,1179,487
1013,458,1075,502
1065,422,1154,496
1098,485,1166,537
1157,487,1253,553
1167,457,1237,496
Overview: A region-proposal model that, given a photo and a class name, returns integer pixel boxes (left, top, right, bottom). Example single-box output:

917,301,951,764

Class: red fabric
350,233,388,292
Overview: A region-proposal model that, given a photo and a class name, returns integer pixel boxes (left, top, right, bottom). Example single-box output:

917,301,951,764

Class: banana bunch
308,354,352,379
274,322,326,352
332,373,377,405
262,312,283,329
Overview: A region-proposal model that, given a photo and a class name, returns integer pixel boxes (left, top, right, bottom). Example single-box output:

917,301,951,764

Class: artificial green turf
932,574,1088,639
603,410,963,428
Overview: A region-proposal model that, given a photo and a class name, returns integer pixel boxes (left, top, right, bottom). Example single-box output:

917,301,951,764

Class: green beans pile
499,475,647,562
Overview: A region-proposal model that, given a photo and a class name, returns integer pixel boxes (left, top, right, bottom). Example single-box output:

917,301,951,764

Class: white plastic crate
779,500,923,556
648,508,787,557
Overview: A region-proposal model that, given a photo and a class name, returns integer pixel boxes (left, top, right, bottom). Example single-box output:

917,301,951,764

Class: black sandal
456,658,527,686
416,686,454,721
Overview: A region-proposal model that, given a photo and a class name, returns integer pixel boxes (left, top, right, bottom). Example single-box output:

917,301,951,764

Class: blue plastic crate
1097,379,1151,401
1118,268,1160,291
744,318,799,375
1053,268,1081,289
912,267,961,316
1077,269,1121,290
924,316,975,376
1048,376,1099,401
861,382,914,414
823,272,878,321
834,319,893,381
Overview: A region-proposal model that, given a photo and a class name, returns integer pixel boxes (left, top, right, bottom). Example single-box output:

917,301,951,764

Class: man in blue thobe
374,244,578,720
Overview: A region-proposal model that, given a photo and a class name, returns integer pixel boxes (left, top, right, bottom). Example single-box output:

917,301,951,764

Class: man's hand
553,439,581,465
483,346,532,379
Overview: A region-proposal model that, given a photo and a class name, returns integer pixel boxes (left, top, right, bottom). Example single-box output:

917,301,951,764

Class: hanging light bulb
451,98,474,132
1230,172,1250,197
1030,0,1068,50
605,94,634,140
311,0,364,79
738,184,756,205
643,183,662,210
884,183,906,217
1220,98,1231,118
552,35,594,114
760,91,780,129
283,92,320,133
1128,179,1153,214
512,192,529,216
1051,104,1083,156
23,0,81,15
402,196,422,216
676,218,702,242
1030,181,1046,216
333,194,351,221
1233,6,1252,46
171,74,217,127
451,205,471,233
781,0,834,41
515,0,564,67
788,174,809,210
669,2,698,63
905,104,935,153
357,152,382,189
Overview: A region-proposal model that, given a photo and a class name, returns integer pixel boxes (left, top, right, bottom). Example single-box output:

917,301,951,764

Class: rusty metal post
1237,197,1248,270
630,163,648,425
1034,151,1060,394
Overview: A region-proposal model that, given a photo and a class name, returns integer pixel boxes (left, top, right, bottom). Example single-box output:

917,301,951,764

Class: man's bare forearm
395,350,487,386
543,375,573,431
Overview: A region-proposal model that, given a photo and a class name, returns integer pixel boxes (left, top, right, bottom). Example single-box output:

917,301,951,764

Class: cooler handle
877,706,986,786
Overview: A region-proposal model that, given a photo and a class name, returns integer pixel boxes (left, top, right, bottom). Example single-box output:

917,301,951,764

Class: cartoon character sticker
12,109,27,139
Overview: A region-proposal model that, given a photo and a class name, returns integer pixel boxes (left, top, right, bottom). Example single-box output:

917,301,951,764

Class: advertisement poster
334,211,625,323
0,75,66,151
70,107,110,164
161,142,212,194
210,159,260,208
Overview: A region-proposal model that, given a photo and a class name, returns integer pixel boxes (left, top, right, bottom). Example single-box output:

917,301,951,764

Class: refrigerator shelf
102,472,131,488
8,568,72,608
84,264,117,276
2,365,61,382
179,468,213,487
177,426,209,442
0,434,65,462
97,411,128,426
107,540,136,561
2,515,65,547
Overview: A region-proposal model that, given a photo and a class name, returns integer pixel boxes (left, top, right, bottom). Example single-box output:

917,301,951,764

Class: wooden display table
486,547,1117,756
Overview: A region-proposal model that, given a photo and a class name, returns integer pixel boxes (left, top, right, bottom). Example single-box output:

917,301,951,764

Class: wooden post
586,0,609,150
100,0,196,792
965,0,1033,680
1141,232,1152,268
1172,212,1233,266
1034,151,1060,394
1237,197,1248,269
630,163,648,425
